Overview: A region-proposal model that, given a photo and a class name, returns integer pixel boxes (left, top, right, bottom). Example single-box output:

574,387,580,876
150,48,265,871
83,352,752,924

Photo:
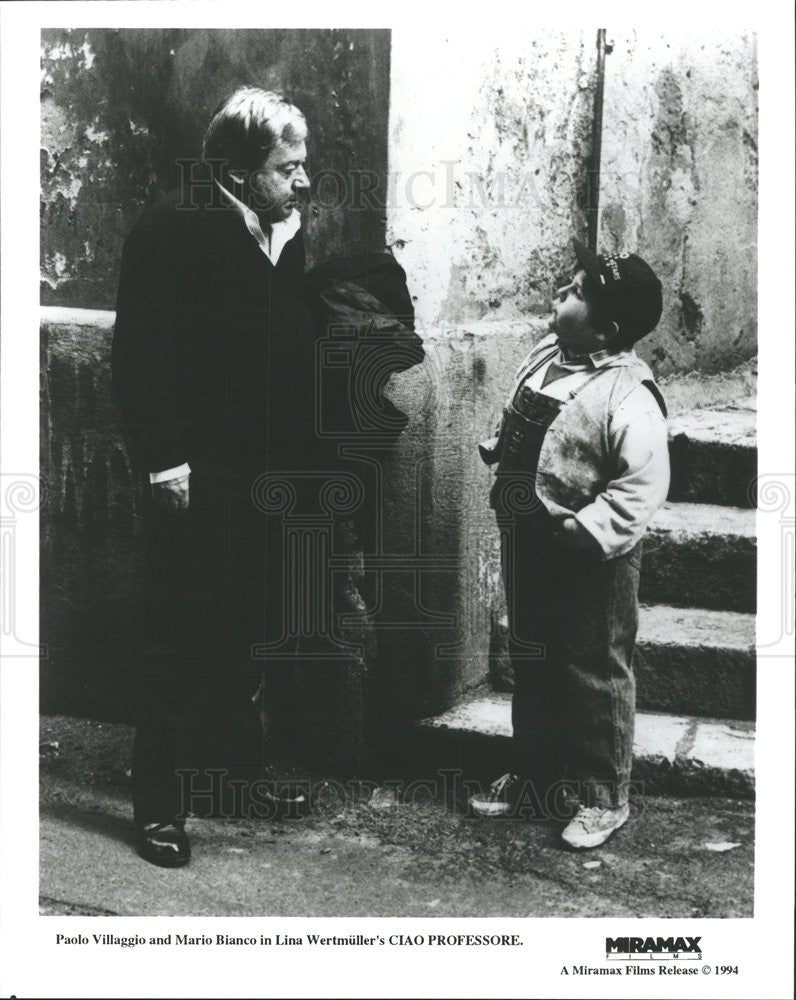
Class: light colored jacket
502,334,670,559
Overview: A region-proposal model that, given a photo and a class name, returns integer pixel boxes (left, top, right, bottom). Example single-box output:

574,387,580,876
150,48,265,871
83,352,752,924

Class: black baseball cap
573,238,663,342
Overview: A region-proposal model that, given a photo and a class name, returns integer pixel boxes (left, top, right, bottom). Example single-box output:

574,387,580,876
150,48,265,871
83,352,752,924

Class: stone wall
40,308,142,716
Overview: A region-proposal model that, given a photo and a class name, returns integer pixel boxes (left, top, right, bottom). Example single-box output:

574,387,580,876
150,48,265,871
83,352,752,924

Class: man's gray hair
202,87,307,175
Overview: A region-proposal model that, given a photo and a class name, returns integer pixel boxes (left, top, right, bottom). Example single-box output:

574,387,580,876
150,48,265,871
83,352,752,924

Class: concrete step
416,693,754,798
490,604,755,720
667,405,756,508
634,605,755,719
641,501,756,613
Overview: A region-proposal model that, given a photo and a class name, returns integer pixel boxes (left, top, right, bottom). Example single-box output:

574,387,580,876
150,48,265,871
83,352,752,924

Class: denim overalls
484,350,641,810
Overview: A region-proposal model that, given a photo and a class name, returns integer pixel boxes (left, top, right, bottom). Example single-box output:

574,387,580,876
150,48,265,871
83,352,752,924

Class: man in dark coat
112,88,318,867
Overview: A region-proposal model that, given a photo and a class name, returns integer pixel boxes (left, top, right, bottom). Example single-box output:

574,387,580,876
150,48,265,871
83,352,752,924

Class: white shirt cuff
149,463,191,484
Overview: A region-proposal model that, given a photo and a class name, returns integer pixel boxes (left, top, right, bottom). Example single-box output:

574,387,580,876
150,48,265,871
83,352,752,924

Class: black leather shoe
137,822,191,868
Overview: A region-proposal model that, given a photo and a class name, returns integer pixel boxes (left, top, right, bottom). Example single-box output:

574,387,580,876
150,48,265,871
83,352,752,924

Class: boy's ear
594,320,621,345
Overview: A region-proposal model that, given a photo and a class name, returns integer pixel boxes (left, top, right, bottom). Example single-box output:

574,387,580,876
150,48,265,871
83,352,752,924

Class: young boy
472,239,670,849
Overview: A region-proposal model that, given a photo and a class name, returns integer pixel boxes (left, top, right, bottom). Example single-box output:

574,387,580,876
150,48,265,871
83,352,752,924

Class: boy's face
549,269,605,356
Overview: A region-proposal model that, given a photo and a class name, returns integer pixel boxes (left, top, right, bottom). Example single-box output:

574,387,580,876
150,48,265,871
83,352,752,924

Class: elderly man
112,88,317,867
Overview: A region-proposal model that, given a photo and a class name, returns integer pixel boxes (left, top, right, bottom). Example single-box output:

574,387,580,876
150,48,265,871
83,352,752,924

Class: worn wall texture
597,32,758,375
381,29,598,712
41,28,390,308
382,30,597,712
387,28,758,373
387,29,597,326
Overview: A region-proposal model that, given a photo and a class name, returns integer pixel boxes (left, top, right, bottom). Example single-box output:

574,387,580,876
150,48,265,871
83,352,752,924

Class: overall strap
514,343,560,388
642,379,668,418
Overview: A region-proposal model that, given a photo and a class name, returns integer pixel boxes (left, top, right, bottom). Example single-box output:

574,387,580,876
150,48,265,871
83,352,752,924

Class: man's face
549,268,603,356
249,138,310,222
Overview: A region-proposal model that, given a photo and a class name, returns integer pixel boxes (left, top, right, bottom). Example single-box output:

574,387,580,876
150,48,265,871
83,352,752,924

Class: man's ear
249,170,268,194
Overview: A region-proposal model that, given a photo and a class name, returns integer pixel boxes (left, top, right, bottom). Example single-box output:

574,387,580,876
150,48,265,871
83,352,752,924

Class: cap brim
572,238,603,284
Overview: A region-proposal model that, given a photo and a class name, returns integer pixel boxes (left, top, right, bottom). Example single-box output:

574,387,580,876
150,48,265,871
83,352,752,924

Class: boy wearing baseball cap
473,240,670,849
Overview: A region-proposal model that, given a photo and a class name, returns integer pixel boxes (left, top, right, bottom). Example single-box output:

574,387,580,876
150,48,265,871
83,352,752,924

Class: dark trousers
132,473,294,824
501,513,641,809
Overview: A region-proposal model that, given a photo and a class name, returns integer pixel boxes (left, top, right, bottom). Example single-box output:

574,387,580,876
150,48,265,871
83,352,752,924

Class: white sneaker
560,803,630,849
468,773,519,818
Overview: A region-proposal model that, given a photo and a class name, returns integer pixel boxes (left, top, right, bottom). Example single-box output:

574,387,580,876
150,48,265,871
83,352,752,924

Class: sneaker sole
561,811,630,850
468,796,514,818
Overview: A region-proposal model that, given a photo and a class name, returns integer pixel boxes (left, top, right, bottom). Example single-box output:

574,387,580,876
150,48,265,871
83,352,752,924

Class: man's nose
293,166,310,191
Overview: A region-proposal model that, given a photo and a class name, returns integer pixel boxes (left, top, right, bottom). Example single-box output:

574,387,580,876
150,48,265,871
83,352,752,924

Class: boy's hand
556,516,599,553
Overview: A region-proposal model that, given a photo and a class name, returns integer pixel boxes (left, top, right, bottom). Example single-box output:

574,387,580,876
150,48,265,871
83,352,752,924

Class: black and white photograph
0,3,793,998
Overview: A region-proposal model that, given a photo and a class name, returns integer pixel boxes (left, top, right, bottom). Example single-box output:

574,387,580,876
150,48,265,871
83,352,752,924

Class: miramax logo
606,936,702,961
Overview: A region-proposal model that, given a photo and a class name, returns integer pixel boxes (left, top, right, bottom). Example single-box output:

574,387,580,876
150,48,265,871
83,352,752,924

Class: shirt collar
555,340,632,369
214,180,301,265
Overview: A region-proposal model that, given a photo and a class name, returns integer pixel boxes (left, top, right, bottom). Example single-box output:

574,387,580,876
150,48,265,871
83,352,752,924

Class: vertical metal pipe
587,29,611,250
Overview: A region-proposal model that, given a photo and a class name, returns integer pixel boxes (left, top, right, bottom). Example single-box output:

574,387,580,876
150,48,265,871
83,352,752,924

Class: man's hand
555,516,599,553
151,474,190,513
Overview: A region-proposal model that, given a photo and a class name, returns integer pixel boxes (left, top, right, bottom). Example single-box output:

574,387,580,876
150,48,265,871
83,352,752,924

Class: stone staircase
415,399,757,798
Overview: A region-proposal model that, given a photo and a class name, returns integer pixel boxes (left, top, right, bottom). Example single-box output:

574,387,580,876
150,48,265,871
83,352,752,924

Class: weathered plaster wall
381,29,596,713
41,30,184,309
598,32,758,375
386,28,758,373
387,29,596,326
41,28,390,308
